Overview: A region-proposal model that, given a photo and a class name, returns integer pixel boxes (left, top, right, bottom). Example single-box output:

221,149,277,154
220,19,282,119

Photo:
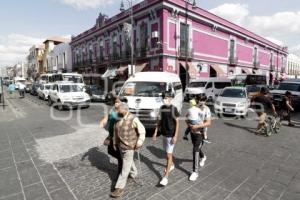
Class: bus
232,74,267,87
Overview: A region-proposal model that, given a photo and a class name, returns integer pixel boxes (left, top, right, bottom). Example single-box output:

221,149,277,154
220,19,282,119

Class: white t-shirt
187,106,201,121
18,83,26,90
192,105,211,134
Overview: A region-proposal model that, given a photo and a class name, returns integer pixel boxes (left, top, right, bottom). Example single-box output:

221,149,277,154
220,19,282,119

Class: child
153,92,180,186
183,98,210,143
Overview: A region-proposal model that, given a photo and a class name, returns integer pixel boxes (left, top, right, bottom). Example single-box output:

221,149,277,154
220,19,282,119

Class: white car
214,87,250,117
48,82,90,110
37,83,53,100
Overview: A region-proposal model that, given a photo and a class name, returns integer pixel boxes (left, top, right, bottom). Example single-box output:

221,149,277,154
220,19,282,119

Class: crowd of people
99,93,212,198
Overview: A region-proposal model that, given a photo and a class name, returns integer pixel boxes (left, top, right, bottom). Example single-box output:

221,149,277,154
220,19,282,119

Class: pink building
70,0,288,88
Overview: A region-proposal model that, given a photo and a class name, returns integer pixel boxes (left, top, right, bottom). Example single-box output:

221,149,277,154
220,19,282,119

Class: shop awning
180,62,199,79
210,64,225,76
135,63,148,73
101,67,117,79
241,68,251,74
116,65,128,75
252,68,262,75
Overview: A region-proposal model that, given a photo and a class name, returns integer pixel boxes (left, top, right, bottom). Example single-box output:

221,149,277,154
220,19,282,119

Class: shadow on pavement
147,146,192,178
81,147,118,190
223,122,258,135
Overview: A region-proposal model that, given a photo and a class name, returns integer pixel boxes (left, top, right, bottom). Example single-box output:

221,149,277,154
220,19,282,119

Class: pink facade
71,0,288,88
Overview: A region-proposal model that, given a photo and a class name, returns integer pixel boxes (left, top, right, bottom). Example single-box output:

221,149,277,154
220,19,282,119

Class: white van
14,77,26,90
184,77,232,102
118,72,183,129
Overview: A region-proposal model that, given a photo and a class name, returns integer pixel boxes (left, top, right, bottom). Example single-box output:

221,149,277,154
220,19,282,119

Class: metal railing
229,56,238,65
178,47,194,59
253,60,260,68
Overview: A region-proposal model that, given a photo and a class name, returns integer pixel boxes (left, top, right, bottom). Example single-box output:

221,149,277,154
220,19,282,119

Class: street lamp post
184,0,196,88
120,0,134,75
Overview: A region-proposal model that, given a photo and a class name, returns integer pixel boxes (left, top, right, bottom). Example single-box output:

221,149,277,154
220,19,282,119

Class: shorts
258,112,267,124
163,136,175,154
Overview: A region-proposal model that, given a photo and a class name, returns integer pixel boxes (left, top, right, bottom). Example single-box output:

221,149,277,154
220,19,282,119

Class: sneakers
203,139,211,144
110,188,124,198
160,177,168,186
189,172,198,181
199,156,207,167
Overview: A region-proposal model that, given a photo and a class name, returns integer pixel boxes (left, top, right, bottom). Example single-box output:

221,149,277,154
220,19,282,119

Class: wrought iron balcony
253,60,260,68
135,47,148,58
229,56,238,65
178,47,194,59
270,64,275,71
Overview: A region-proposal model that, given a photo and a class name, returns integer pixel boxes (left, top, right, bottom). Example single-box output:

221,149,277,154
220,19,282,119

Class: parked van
14,77,26,90
118,72,183,129
184,77,232,102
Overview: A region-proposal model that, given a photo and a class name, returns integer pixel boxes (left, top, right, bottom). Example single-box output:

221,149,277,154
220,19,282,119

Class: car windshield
220,88,246,98
120,82,167,97
59,85,82,93
63,75,83,83
246,85,260,93
189,82,206,88
278,83,300,92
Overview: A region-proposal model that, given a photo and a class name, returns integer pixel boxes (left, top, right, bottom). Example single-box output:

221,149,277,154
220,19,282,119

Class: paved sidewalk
1,95,300,200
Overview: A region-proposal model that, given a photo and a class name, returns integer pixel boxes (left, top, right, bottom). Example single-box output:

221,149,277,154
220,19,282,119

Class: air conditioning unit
152,31,158,38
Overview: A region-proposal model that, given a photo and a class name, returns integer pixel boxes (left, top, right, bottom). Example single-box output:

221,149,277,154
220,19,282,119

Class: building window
253,47,258,63
140,23,148,50
180,23,189,52
63,52,66,69
229,39,235,59
270,53,273,66
89,45,93,62
112,34,118,58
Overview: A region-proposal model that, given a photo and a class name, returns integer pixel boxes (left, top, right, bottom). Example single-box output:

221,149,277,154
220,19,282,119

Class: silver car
214,87,250,117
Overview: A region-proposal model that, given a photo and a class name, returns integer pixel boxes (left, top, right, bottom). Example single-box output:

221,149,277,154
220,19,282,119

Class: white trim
238,60,252,65
192,28,229,41
194,52,227,60
236,42,253,49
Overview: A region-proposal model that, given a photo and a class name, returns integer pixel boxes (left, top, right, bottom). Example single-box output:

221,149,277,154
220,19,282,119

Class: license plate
225,108,233,113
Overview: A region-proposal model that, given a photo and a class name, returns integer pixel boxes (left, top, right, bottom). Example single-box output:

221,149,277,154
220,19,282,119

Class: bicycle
259,115,281,136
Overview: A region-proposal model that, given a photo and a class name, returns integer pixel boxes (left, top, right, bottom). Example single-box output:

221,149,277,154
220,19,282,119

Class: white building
287,54,300,78
47,42,72,73
27,45,45,78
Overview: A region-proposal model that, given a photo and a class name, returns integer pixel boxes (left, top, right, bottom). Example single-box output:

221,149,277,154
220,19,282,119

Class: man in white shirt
189,95,211,181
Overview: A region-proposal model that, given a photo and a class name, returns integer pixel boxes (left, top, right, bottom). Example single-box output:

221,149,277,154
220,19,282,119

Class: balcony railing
178,47,194,59
135,47,148,58
96,56,104,64
270,64,275,71
253,60,260,68
229,56,238,65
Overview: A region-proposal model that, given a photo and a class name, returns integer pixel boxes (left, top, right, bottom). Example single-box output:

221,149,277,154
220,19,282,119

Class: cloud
209,3,300,52
0,33,44,66
56,0,115,10
209,4,249,26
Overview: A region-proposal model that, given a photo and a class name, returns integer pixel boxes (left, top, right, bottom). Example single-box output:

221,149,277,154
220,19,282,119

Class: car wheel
57,101,64,111
48,98,52,106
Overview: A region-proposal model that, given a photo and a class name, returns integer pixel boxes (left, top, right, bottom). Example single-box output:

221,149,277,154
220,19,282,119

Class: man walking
153,92,180,186
189,95,211,181
111,103,146,198
252,87,277,133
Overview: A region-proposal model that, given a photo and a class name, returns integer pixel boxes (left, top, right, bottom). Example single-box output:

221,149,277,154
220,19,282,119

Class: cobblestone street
1,94,300,200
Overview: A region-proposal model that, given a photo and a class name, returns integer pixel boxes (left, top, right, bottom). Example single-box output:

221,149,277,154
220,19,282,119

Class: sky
0,0,300,67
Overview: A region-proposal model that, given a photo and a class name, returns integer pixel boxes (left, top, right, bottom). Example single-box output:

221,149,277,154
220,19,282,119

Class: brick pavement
1,94,300,200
